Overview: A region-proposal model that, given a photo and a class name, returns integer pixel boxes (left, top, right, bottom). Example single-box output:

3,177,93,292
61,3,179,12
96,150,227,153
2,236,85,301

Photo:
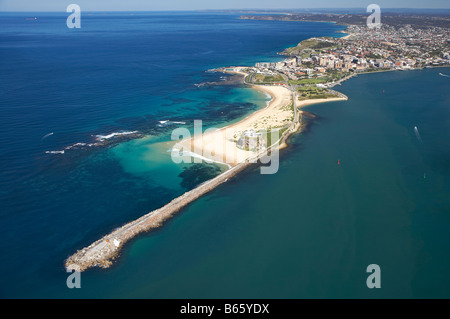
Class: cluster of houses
251,23,450,82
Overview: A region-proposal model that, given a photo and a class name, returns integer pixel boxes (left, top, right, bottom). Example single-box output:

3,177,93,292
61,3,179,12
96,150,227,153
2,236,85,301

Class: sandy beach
177,67,347,166
296,96,347,108
341,33,353,39
178,81,295,166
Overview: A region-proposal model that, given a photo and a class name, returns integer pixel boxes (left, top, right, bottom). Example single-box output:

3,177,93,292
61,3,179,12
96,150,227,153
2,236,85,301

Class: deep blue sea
1,12,449,298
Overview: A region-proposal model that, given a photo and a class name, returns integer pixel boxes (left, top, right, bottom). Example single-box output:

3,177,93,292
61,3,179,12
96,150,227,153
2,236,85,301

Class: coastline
1,9,448,299
178,75,295,167
340,33,353,39
65,68,348,272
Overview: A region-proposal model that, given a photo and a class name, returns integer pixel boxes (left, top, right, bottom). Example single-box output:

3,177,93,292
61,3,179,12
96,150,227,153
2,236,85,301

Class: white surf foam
95,131,139,140
42,132,54,140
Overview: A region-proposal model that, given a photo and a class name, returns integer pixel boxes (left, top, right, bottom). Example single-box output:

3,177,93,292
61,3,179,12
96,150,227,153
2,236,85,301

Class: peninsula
65,11,449,272
65,67,347,272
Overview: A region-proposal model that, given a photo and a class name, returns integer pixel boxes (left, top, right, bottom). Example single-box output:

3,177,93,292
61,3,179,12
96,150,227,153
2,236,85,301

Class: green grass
283,38,336,55
365,53,383,59
263,125,291,148
288,78,330,85
296,86,339,100
253,74,284,83
429,50,442,57
280,103,295,113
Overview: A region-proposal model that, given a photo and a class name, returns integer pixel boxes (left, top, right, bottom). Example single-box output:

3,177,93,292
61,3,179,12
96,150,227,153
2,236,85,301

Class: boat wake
42,132,54,140
414,126,423,144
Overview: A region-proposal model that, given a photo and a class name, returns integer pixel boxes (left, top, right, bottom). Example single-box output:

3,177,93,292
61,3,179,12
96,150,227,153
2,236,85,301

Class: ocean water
0,12,348,298
1,12,449,299
67,68,450,299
